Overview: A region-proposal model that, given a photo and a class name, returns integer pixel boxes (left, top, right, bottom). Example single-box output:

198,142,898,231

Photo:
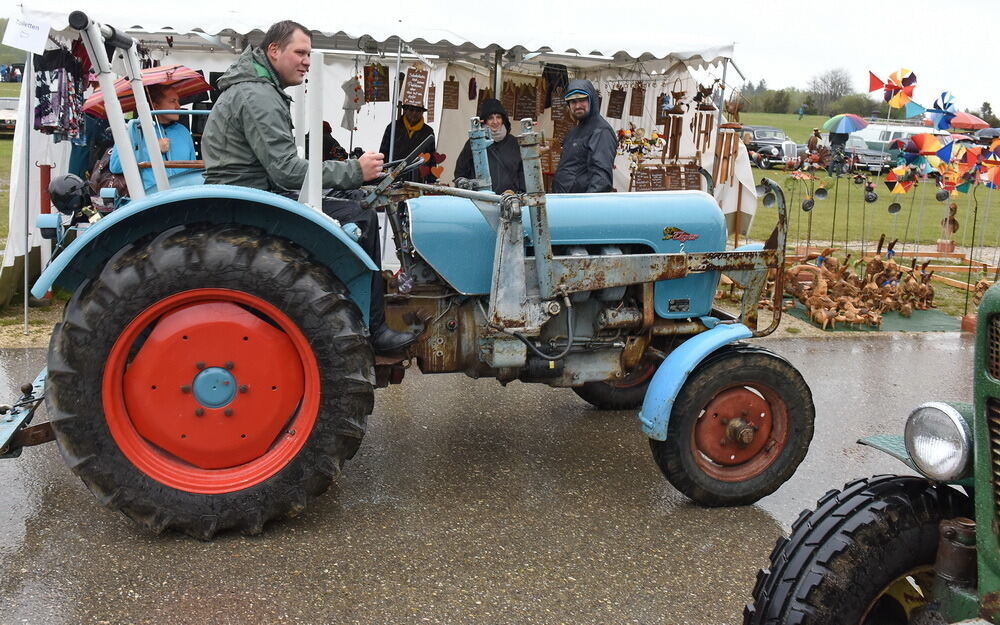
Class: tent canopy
26,1,733,70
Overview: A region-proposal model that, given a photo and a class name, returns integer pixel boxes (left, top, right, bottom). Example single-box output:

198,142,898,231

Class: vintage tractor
0,13,815,539
743,284,1000,625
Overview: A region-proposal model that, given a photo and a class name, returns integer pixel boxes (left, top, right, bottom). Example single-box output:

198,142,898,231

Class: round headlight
904,402,972,481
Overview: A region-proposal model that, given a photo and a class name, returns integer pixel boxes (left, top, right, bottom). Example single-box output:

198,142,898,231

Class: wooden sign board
631,169,652,191
515,84,537,122
501,81,517,120
632,165,703,191
629,86,645,117
426,84,436,122
606,89,626,119
402,66,428,108
442,79,460,109
364,64,389,102
535,77,546,116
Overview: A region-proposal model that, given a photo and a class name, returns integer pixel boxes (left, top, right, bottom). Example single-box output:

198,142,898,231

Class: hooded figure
454,98,525,193
552,79,616,193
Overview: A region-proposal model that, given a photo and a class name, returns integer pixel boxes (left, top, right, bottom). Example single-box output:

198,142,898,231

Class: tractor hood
406,190,727,319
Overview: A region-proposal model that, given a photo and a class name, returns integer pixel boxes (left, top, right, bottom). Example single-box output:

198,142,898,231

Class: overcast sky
7,0,997,115
645,0,999,114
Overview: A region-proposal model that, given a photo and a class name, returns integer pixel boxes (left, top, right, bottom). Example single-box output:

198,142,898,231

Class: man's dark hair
261,20,312,52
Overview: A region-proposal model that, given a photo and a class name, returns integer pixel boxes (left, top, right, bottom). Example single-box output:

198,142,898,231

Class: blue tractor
0,13,814,538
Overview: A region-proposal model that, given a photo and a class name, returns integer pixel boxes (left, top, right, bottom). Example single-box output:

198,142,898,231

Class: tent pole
494,50,502,97
22,51,33,335
716,57,729,127
388,38,402,162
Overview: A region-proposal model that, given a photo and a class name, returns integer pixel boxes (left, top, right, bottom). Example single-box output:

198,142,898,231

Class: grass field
747,169,1000,254
738,112,831,143
0,82,21,97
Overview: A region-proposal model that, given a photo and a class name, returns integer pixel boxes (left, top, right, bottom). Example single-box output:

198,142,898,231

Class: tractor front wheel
649,347,814,506
46,223,374,539
744,476,972,624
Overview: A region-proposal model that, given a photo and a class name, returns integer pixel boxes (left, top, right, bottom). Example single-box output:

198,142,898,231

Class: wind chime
660,79,687,162
712,123,740,186
690,79,718,154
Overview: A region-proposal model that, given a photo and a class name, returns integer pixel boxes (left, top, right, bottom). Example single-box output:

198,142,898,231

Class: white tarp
22,1,733,67
2,3,746,304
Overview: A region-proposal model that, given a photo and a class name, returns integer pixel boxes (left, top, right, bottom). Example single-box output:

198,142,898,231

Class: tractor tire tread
46,223,374,539
743,475,972,625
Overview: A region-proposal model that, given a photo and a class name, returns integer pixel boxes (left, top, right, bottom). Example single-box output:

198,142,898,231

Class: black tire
759,156,772,169
649,345,814,506
573,352,662,410
46,223,375,539
744,475,972,625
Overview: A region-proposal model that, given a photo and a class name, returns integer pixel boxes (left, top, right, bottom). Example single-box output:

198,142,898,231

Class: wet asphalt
0,333,974,625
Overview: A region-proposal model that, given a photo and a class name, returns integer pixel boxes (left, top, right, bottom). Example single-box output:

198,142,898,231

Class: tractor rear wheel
649,346,813,506
744,476,972,625
46,223,374,539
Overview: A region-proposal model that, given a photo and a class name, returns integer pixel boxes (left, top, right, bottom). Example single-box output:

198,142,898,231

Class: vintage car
0,97,17,136
741,125,798,169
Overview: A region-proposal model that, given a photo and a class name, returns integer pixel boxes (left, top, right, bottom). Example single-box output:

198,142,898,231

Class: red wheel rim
690,382,788,482
102,288,320,494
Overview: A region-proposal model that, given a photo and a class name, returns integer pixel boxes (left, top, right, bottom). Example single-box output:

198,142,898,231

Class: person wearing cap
552,79,616,194
378,102,437,183
807,128,821,153
453,98,525,194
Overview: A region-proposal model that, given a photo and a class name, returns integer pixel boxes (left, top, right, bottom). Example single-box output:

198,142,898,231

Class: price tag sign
3,11,50,55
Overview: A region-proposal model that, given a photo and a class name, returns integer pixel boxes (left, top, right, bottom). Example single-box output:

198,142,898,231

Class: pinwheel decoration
902,133,945,171
884,166,915,194
869,68,924,117
926,92,957,130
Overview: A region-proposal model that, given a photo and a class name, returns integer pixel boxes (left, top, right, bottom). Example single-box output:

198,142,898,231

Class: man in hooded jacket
453,98,525,193
202,20,415,354
552,79,616,193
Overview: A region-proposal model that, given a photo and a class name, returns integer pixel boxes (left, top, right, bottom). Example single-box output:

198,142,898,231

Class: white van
853,120,951,151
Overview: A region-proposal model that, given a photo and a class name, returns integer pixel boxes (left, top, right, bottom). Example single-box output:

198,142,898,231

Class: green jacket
202,46,362,191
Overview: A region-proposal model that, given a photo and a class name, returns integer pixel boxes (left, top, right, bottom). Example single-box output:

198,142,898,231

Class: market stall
2,2,749,308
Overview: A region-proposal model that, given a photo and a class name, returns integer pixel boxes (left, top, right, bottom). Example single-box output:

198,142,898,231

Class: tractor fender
638,323,753,440
32,185,377,323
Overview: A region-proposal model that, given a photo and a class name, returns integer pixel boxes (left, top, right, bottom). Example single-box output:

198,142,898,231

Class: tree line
742,68,999,127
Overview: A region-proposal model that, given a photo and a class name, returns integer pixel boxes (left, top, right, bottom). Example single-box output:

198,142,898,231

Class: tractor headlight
904,402,972,481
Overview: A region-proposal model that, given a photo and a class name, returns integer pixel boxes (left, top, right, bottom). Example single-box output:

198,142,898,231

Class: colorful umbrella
949,111,990,130
83,64,211,119
822,113,868,133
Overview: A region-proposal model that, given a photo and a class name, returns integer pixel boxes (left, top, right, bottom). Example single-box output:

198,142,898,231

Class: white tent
2,2,753,307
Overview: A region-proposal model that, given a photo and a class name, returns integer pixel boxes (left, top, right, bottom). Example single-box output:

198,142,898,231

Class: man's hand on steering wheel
359,151,385,182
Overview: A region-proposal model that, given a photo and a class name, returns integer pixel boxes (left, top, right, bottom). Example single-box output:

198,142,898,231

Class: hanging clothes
33,46,86,143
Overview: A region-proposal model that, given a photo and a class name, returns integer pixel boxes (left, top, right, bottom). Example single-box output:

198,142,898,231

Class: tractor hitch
0,368,52,458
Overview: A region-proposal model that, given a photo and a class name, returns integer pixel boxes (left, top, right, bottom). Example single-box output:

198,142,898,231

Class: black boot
372,324,417,354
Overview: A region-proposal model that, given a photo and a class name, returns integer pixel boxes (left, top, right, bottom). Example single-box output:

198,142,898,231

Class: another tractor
0,12,814,539
744,283,1000,625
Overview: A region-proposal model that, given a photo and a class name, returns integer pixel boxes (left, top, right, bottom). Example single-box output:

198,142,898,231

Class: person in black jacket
454,98,525,193
379,103,437,183
552,79,616,193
